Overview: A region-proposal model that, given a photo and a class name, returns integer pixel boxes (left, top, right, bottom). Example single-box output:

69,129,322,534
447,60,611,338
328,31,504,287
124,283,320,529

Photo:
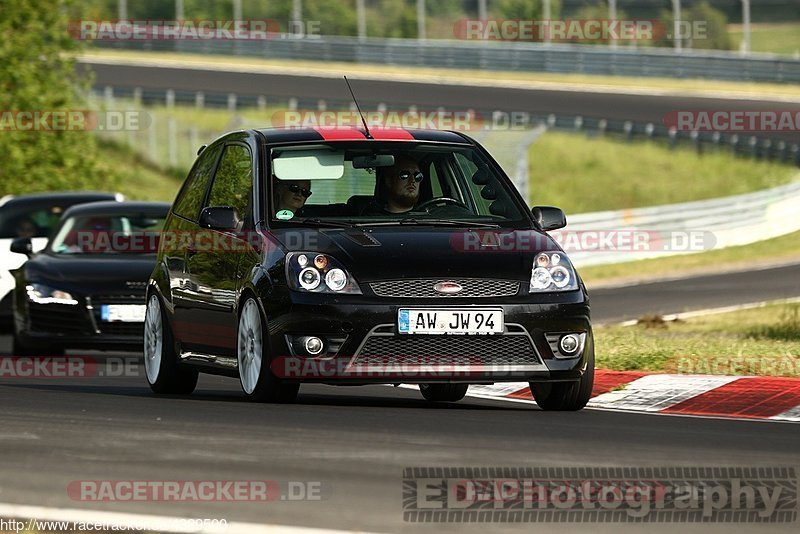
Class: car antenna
344,76,372,139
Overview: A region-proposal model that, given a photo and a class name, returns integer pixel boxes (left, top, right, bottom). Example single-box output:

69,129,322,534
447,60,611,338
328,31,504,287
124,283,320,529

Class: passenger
362,155,423,215
273,179,312,215
13,216,38,238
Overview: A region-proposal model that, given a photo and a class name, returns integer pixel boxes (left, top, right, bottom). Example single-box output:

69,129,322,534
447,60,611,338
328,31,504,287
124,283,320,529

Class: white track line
0,503,372,534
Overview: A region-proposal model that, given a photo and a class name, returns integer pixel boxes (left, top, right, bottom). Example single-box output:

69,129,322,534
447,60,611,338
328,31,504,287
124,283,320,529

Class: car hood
21,254,155,295
269,226,562,282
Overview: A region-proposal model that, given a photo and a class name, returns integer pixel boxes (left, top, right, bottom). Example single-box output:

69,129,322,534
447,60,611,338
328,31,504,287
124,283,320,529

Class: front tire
237,297,299,403
144,294,198,395
419,383,469,402
530,345,595,411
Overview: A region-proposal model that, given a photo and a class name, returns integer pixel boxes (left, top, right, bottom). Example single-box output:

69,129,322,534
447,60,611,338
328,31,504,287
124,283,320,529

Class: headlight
529,252,578,292
26,283,78,305
286,252,362,294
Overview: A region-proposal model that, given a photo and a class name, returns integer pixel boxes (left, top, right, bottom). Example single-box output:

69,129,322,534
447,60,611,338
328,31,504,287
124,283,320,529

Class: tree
655,1,731,50
494,0,562,20
0,0,112,194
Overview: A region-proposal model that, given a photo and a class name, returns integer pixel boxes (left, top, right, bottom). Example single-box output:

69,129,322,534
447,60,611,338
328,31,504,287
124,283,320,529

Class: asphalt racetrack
82,59,800,144
1,263,798,532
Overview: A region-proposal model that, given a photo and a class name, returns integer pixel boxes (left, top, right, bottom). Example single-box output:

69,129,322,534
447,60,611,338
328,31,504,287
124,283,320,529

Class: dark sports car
0,191,123,325
11,201,170,355
145,127,594,410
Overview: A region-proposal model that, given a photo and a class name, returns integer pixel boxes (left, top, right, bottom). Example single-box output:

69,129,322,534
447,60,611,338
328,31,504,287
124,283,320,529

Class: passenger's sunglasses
285,184,313,198
397,170,424,183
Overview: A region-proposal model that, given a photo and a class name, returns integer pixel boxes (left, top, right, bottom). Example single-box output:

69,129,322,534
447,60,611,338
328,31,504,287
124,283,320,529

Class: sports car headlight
286,253,362,294
26,283,78,305
529,252,579,292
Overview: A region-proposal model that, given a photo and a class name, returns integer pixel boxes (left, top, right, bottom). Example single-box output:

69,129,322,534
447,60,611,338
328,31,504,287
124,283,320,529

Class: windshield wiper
294,218,355,228
353,218,501,229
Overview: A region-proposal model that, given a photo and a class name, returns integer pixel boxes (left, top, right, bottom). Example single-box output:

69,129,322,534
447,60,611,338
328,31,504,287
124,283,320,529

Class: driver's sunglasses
397,170,424,183
286,184,313,198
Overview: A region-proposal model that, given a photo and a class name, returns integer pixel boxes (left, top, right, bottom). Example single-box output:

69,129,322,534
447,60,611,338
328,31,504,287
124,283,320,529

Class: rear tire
419,383,469,402
143,294,198,395
530,345,594,411
237,297,299,403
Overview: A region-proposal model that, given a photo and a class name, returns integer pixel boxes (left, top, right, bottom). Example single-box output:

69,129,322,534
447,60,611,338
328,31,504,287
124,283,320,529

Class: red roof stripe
313,127,367,140
368,128,415,140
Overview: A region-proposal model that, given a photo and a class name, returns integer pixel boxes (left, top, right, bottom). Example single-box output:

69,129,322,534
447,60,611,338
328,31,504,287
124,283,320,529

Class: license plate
101,304,146,323
398,308,504,335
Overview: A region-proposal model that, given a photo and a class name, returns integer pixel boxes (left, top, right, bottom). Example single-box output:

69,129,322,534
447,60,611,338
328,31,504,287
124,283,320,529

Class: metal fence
97,86,800,169
94,35,800,83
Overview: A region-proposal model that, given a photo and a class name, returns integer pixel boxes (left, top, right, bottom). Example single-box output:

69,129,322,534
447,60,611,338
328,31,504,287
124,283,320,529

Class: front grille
29,304,88,334
353,331,540,366
91,294,145,305
98,322,144,337
369,279,520,298
91,293,145,336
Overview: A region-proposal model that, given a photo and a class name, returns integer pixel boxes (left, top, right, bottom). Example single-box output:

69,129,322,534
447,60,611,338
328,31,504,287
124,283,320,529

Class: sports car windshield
49,214,166,255
269,143,529,227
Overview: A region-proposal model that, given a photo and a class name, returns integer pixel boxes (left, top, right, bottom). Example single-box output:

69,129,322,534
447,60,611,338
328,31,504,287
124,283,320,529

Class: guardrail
93,35,800,83
562,180,800,267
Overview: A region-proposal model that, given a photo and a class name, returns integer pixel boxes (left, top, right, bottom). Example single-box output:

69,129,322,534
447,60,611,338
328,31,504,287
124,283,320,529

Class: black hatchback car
145,127,593,410
11,201,170,355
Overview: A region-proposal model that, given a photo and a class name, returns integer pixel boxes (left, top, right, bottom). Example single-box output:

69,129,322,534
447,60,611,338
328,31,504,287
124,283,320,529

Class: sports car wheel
419,383,469,402
144,294,197,394
237,297,299,403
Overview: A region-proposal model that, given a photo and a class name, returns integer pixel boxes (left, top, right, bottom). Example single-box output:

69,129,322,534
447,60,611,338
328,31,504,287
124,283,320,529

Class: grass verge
595,302,800,377
95,138,182,202
729,23,800,56
528,131,799,213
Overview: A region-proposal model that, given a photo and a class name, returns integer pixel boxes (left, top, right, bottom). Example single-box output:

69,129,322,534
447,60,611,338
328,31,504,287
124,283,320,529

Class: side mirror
199,206,239,232
10,237,33,256
532,206,567,231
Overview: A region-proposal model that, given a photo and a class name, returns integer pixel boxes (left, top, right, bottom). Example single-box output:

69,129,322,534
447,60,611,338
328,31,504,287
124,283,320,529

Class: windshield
268,143,529,227
49,213,166,255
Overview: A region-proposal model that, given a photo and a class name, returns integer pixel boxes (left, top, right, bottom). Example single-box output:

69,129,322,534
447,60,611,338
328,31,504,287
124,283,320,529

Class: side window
425,161,443,198
173,145,221,221
454,153,491,215
208,145,253,218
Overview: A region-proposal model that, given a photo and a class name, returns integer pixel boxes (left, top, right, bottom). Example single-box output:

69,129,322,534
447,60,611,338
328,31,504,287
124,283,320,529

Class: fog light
559,334,580,355
304,336,324,356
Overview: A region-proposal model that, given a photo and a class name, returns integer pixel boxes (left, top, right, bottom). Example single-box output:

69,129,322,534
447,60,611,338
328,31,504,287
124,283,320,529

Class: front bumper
264,290,592,385
15,296,145,352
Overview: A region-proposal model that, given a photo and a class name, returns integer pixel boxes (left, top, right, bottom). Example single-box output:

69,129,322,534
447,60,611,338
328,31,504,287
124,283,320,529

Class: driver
362,155,423,215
